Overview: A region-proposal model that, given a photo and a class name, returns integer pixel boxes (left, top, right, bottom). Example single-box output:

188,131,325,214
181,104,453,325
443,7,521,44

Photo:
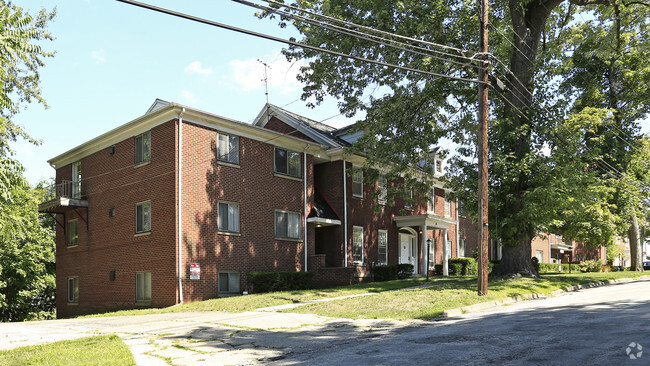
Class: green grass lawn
79,271,647,321
0,335,135,366
286,271,648,320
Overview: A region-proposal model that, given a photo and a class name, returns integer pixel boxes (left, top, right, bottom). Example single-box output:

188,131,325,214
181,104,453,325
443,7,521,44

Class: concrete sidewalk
0,310,411,365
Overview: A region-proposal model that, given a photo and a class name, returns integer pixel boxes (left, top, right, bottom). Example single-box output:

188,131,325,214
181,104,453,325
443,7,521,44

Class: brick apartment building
459,216,607,265
39,100,459,318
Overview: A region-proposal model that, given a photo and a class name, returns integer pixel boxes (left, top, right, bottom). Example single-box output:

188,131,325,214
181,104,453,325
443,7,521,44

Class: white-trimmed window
352,168,363,198
428,239,436,270
404,187,413,209
459,238,466,257
378,230,388,265
136,271,152,302
135,131,151,165
72,161,82,198
274,148,301,177
136,201,151,234
275,210,301,239
536,250,544,263
67,220,78,247
218,271,240,295
218,201,240,233
378,174,387,204
67,277,79,304
445,193,452,218
436,159,443,174
217,132,239,164
427,189,436,213
353,226,364,264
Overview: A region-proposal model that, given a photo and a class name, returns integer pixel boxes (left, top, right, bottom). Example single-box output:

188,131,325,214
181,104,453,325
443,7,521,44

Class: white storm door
399,233,415,266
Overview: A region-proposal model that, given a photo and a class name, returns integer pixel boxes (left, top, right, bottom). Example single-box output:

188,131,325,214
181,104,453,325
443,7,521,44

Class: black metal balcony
39,180,88,213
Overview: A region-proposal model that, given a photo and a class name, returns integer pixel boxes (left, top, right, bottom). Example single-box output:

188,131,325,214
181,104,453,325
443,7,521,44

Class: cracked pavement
1,278,650,365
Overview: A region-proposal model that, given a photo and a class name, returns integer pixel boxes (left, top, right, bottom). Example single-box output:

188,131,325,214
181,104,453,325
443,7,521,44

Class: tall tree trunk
499,234,537,276
495,0,561,276
629,213,643,271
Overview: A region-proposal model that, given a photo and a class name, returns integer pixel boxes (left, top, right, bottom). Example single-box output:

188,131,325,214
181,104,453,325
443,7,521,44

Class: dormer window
435,159,443,174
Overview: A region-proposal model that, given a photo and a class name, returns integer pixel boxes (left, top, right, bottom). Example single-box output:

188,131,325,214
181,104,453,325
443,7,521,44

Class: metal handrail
43,180,86,201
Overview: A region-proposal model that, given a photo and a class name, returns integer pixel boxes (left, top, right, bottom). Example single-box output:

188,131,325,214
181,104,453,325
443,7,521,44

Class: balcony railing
43,180,87,202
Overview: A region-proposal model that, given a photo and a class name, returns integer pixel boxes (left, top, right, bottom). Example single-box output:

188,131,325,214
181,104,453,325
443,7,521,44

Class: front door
399,233,417,270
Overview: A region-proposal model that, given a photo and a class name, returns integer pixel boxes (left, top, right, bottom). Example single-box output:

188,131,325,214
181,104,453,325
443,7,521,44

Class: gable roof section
48,100,328,169
253,104,351,149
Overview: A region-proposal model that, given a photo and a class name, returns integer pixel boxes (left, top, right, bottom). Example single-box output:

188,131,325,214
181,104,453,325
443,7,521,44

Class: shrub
449,257,478,276
579,259,603,273
489,260,499,274
370,264,414,281
371,265,398,281
397,263,414,279
531,257,540,273
246,271,314,293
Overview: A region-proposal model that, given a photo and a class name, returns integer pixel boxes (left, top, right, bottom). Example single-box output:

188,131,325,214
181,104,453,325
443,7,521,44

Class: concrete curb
441,275,650,318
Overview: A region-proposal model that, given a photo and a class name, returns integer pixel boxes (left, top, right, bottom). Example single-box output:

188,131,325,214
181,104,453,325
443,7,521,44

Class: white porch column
443,228,449,276
421,225,428,276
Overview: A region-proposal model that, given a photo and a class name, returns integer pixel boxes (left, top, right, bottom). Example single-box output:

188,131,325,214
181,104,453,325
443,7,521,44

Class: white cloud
181,90,197,105
91,49,106,64
184,61,213,75
228,51,305,94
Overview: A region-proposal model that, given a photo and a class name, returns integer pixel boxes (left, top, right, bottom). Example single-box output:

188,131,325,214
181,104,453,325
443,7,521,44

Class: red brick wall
263,116,318,143
56,120,178,318
179,122,314,302
313,161,457,275
531,235,550,263
573,242,606,264
459,216,479,258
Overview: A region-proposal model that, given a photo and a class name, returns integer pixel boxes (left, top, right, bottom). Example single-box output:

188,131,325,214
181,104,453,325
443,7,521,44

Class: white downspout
422,225,428,276
178,108,185,304
456,198,460,257
304,146,309,272
443,228,449,276
343,159,348,267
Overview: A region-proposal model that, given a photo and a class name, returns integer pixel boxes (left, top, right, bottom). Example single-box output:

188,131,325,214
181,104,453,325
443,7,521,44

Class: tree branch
568,0,611,6
623,1,650,6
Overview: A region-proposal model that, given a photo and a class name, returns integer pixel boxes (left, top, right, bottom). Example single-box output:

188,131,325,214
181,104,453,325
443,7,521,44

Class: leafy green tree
0,180,56,321
263,0,649,275
553,1,650,270
0,1,56,321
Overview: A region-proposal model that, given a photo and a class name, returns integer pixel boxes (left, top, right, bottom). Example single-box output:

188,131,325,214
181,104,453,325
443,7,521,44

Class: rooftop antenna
257,59,270,104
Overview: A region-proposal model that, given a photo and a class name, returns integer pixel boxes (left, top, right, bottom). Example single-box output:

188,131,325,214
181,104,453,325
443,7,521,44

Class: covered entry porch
393,214,457,276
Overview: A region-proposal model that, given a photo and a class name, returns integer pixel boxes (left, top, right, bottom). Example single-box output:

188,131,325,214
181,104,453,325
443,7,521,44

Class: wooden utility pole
477,0,489,296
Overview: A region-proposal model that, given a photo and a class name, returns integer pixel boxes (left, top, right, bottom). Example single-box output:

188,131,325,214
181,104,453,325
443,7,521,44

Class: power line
116,0,486,85
233,0,486,72
258,0,478,56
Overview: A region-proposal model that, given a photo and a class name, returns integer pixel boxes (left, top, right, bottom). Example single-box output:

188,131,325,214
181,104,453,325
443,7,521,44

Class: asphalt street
1,278,649,365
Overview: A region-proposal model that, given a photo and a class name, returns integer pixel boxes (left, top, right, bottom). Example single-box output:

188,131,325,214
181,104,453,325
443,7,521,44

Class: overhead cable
232,0,486,71
117,0,486,85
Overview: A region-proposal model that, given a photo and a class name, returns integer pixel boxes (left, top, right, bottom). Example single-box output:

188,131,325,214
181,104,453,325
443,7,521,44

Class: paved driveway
1,279,649,365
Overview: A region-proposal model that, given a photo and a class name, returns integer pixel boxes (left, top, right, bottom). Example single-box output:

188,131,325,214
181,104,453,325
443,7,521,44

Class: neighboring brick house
460,216,606,265
39,100,458,318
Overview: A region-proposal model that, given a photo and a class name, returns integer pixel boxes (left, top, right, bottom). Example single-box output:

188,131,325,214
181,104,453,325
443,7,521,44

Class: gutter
343,159,348,267
304,145,309,272
178,107,185,304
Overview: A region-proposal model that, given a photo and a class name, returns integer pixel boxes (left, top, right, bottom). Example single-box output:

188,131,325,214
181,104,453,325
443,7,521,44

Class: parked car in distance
643,262,650,270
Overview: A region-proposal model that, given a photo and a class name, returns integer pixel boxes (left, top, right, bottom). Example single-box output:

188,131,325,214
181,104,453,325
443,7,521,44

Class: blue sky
11,1,650,185
14,0,357,184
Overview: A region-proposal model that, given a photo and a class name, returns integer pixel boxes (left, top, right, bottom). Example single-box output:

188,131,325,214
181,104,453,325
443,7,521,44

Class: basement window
218,271,240,295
